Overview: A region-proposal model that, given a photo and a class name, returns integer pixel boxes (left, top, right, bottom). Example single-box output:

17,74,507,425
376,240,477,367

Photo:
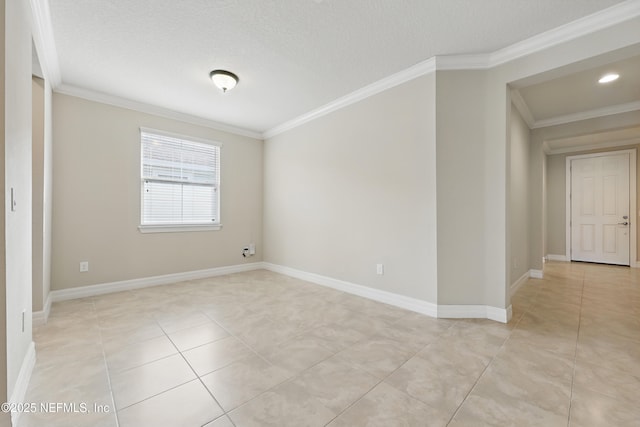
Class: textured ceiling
518,55,640,122
49,0,626,133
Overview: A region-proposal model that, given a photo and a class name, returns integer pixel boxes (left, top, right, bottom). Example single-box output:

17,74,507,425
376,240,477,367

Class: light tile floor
20,262,640,426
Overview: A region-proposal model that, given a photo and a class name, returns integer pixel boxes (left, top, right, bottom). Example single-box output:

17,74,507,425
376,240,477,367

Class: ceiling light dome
210,70,239,93
598,73,619,84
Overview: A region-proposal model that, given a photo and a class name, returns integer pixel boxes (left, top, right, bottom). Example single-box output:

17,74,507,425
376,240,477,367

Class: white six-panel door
570,153,630,266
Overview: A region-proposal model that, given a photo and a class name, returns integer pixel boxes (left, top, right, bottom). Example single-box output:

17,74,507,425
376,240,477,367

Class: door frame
565,149,637,266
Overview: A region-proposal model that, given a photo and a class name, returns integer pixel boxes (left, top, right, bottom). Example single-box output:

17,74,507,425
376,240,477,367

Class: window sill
138,224,222,233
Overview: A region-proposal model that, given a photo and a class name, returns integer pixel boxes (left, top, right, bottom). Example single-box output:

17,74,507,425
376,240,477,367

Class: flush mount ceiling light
598,73,619,84
210,70,239,93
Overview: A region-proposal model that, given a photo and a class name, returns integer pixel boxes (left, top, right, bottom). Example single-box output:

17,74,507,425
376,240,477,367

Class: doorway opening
565,149,637,266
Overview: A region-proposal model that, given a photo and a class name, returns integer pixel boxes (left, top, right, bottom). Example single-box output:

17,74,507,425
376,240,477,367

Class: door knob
619,222,629,226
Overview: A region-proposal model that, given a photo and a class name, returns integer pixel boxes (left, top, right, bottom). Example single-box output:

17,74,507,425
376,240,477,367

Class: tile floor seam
162,312,314,419
345,332,427,381
322,336,439,425
320,378,384,427
224,347,339,422
320,351,399,427
105,349,179,376
194,312,292,375
443,311,526,426
160,319,229,418
94,299,122,427
325,322,463,425
567,272,586,427
114,378,197,412
206,414,237,427
154,309,212,335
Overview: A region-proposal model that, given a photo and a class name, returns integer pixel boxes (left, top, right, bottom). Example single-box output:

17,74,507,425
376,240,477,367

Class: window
139,128,221,232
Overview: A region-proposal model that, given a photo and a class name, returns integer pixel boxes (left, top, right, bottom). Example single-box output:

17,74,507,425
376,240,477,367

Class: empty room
2,0,640,426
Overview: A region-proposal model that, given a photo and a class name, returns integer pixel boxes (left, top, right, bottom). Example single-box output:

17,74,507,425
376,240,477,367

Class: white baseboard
46,261,512,324
510,269,543,297
437,304,512,323
262,262,439,318
510,271,530,297
546,254,569,262
9,342,36,426
529,269,544,279
50,262,265,303
32,292,52,326
545,254,640,268
491,305,512,323
263,262,511,323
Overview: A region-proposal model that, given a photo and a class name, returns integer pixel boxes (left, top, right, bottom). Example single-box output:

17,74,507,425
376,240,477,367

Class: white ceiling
46,0,628,134
517,55,640,124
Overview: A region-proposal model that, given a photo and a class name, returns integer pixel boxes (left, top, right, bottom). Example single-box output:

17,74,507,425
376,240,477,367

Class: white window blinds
141,129,220,226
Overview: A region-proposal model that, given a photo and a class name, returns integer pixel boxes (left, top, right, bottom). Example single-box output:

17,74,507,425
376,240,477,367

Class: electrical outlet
376,264,384,275
249,243,256,255
80,261,89,272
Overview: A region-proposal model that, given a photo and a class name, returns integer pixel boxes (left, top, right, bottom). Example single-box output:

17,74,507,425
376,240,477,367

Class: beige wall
529,125,546,271
43,77,53,310
545,142,640,259
546,154,567,255
264,74,438,303
509,104,531,284
4,0,33,405
435,69,494,305
32,77,45,311
32,75,52,314
52,94,263,290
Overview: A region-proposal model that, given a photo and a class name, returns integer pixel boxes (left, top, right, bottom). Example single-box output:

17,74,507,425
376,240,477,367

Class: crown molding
434,54,491,70
265,1,640,138
545,137,640,155
29,0,62,87
487,0,640,67
510,89,536,128
532,100,640,129
32,0,640,139
263,57,436,139
55,84,263,139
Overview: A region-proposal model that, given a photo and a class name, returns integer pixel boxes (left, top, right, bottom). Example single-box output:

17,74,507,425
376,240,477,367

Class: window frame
138,127,222,233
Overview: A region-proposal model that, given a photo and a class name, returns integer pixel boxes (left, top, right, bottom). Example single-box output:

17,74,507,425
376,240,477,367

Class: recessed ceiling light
598,73,619,84
210,70,239,93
